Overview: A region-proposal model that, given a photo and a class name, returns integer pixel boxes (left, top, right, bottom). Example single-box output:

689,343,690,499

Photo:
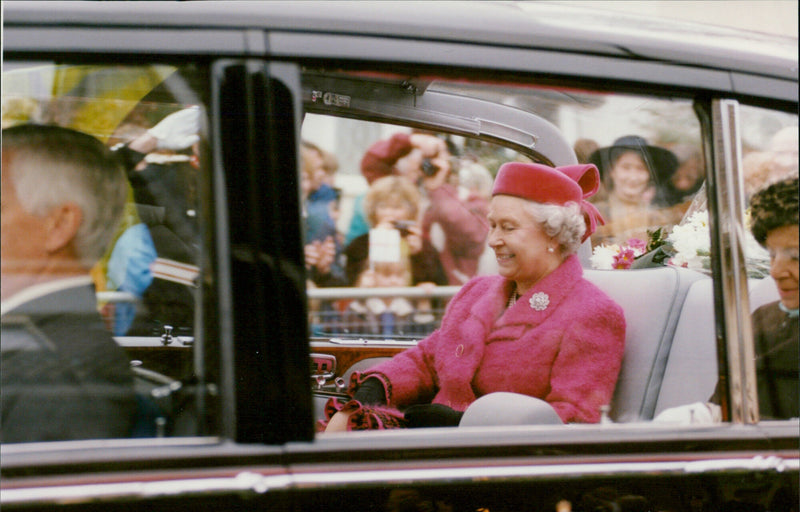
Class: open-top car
2,2,797,511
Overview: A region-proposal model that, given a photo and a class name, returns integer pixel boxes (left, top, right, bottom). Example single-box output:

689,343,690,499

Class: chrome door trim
709,98,759,424
3,455,797,506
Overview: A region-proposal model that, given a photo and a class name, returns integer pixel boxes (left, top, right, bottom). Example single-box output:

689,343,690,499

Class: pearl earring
547,246,555,253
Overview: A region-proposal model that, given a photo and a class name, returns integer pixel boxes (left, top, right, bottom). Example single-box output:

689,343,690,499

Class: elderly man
1,124,136,443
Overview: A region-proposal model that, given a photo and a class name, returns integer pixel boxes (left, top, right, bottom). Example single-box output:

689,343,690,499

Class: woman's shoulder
571,276,625,317
753,300,781,317
752,300,789,329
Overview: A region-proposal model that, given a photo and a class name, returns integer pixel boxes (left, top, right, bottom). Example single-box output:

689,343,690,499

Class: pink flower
612,247,637,269
626,238,646,255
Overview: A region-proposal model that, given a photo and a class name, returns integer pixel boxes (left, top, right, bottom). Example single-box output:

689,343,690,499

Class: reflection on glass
2,64,209,442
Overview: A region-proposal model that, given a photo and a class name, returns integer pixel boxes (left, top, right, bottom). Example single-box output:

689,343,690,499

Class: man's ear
44,202,83,254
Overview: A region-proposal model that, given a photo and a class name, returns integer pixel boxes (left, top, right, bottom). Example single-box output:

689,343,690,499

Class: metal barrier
101,286,462,339
308,286,461,338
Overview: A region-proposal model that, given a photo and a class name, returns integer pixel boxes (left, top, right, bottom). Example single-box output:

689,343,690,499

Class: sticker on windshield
311,90,351,108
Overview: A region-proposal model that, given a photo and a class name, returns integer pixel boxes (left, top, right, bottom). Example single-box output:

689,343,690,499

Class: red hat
492,162,605,242
360,133,413,185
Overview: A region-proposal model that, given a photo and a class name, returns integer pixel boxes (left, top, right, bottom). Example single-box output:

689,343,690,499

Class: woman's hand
405,224,423,255
305,236,335,274
315,237,336,275
304,242,319,270
325,410,355,432
409,133,445,157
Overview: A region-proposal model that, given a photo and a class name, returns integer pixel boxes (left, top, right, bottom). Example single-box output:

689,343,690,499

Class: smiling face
610,151,652,202
487,195,562,296
372,261,410,287
671,156,702,192
766,224,799,309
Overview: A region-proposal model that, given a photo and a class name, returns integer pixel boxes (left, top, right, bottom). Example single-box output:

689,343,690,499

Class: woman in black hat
588,135,678,246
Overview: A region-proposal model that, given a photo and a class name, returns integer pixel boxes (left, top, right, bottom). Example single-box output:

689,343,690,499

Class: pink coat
359,255,626,423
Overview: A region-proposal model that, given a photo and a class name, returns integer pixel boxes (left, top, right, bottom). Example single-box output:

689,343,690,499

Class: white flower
667,210,770,278
668,211,711,271
590,244,620,270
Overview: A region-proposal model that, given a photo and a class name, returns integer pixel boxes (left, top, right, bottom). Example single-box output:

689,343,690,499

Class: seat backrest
653,275,780,416
653,278,717,416
585,266,710,422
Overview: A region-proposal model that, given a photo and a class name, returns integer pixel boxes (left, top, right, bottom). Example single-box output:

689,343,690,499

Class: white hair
3,124,128,268
521,201,585,255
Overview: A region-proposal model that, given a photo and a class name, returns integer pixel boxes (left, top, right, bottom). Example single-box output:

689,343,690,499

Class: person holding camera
410,134,491,285
344,176,446,288
345,132,490,286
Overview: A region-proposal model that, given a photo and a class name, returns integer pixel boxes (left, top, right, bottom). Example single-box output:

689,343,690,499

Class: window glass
301,71,720,432
1,63,214,442
739,104,798,421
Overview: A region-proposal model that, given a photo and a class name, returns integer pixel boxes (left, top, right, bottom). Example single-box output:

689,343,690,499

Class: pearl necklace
507,287,519,308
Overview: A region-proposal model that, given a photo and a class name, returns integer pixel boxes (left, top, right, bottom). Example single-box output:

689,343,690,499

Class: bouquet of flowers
591,211,770,278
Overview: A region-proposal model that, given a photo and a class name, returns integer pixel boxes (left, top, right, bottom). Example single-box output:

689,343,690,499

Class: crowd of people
303,131,493,336
304,126,798,335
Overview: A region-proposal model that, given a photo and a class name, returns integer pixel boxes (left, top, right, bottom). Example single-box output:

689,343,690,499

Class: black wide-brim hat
588,135,679,186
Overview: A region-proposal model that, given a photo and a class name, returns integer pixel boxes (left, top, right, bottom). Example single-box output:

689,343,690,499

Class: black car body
2,2,798,511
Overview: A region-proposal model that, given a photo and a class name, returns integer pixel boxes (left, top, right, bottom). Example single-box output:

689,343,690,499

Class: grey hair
2,124,128,268
521,201,585,255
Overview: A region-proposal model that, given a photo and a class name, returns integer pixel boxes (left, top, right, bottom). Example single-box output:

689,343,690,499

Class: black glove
351,377,386,405
404,403,464,428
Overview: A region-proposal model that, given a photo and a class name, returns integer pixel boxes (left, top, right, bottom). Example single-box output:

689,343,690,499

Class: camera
392,220,415,236
421,158,439,177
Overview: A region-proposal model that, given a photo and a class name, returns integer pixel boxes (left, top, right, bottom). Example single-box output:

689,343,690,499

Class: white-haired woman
322,162,626,431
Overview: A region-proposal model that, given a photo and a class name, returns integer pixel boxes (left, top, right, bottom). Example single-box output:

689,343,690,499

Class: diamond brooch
529,292,550,311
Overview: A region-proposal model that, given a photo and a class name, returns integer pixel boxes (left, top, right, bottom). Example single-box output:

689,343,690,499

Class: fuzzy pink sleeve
359,332,441,407
359,278,487,407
